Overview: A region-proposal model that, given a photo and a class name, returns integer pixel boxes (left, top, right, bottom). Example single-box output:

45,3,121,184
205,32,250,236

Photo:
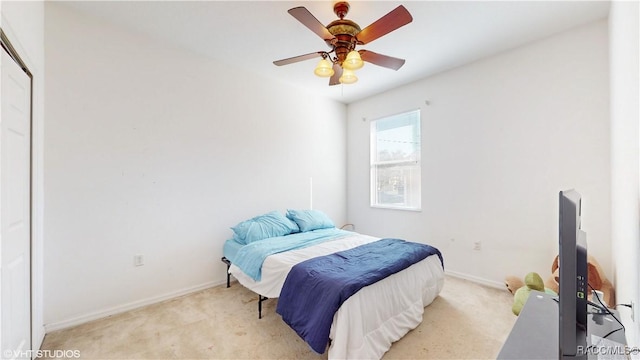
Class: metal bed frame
221,256,268,319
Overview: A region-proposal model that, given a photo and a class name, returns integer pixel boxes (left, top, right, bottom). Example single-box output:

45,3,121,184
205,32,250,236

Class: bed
222,210,445,359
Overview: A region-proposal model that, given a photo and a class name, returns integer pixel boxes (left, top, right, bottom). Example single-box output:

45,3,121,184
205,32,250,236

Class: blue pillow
286,209,335,232
231,211,299,245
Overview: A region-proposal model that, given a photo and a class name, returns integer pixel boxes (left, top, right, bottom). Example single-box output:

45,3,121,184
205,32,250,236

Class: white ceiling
60,1,610,104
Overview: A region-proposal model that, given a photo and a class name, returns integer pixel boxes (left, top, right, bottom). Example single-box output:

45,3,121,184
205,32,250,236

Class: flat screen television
558,189,588,359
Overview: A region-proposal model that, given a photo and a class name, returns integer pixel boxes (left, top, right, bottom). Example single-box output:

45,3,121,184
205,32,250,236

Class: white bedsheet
228,232,445,359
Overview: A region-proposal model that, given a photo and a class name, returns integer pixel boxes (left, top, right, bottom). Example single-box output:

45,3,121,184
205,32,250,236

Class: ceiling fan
273,1,413,86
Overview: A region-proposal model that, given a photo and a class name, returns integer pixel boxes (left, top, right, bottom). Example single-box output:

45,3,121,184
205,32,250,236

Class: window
370,110,421,210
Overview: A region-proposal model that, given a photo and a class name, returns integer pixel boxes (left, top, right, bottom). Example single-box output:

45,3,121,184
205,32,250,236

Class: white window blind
370,110,421,210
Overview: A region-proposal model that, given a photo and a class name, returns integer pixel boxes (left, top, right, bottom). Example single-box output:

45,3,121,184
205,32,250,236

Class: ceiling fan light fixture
339,68,358,84
343,50,364,70
314,58,335,77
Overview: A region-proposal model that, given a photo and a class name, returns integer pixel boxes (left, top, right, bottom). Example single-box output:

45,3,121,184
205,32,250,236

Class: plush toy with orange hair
544,254,615,307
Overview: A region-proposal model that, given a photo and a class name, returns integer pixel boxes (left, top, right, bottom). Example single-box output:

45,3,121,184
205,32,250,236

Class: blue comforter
276,238,443,354
232,228,350,281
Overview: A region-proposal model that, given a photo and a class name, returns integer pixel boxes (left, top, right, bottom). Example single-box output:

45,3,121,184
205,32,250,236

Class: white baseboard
445,270,506,290
44,280,226,333
33,325,45,354
45,273,505,333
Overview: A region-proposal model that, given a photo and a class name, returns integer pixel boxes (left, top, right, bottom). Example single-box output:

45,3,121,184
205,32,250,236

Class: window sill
370,205,422,212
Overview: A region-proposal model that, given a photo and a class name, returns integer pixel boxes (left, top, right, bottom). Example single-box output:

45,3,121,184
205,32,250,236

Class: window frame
369,109,422,211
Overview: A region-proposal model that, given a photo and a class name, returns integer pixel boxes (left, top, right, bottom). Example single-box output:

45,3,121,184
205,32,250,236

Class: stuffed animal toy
506,272,557,315
545,254,615,307
505,275,526,295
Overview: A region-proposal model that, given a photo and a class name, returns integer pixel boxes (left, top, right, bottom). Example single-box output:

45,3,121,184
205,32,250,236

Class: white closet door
1,46,32,359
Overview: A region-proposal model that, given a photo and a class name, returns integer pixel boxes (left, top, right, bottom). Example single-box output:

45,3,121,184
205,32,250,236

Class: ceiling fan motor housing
326,18,361,64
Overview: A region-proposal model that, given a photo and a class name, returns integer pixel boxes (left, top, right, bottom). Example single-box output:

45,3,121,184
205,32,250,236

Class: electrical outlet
134,255,144,267
473,241,481,251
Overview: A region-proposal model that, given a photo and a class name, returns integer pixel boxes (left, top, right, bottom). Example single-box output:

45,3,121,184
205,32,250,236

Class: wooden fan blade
288,7,336,41
359,50,405,70
329,64,343,86
356,5,413,45
273,52,322,66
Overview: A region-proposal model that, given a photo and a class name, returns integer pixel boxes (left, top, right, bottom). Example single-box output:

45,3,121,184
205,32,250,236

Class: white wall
43,3,346,329
609,0,640,346
0,0,46,351
347,20,610,288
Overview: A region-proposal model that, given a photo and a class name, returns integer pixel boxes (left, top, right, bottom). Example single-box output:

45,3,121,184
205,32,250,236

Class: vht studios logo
3,349,81,359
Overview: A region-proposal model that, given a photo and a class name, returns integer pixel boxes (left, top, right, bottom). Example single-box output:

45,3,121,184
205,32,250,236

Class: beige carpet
40,275,516,359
